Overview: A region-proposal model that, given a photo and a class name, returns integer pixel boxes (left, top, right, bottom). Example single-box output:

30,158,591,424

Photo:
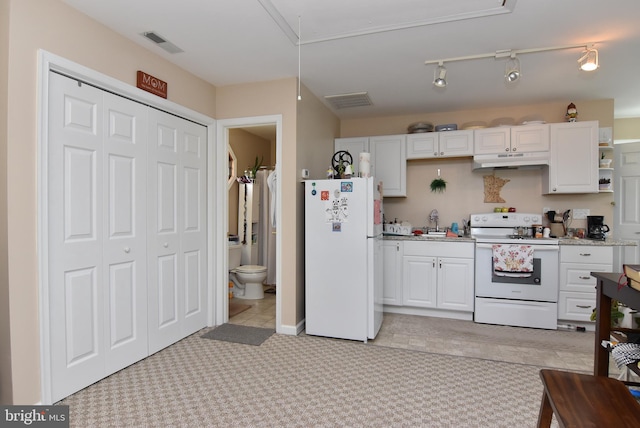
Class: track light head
578,46,599,71
505,55,520,83
433,62,447,88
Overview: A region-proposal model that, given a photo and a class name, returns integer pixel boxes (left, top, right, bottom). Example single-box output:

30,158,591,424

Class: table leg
594,278,611,376
537,390,553,428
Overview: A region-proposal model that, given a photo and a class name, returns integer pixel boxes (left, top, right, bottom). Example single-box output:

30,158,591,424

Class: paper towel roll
359,152,371,177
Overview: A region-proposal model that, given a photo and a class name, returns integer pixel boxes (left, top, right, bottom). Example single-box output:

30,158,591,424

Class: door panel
102,92,148,373
49,73,106,401
615,142,640,263
147,109,207,352
64,267,99,366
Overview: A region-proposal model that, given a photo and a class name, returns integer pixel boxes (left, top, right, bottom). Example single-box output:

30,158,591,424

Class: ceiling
62,0,640,121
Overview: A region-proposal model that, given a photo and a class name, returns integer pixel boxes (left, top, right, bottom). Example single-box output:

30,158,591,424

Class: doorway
613,141,640,265
216,117,282,333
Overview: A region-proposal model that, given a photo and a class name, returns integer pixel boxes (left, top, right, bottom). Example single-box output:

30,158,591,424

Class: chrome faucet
429,209,439,232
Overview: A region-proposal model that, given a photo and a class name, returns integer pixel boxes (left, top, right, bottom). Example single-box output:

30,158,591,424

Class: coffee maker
587,215,610,240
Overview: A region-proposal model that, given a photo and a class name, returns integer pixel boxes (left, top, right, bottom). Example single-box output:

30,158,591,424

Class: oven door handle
476,243,560,251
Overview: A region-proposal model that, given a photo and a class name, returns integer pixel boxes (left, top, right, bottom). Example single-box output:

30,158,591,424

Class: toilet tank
228,243,243,269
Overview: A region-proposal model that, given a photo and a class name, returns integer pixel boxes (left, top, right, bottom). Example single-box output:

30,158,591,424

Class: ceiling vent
141,31,184,54
324,92,373,109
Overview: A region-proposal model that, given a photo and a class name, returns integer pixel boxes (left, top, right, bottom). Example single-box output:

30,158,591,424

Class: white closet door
48,73,148,401
147,109,207,353
102,92,148,373
49,73,107,401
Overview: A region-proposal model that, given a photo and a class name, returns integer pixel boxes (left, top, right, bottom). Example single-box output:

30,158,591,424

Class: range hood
473,151,550,170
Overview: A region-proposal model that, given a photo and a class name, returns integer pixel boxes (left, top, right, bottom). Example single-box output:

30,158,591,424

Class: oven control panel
470,212,542,227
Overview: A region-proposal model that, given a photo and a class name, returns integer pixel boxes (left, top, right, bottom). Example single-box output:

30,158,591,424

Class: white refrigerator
304,177,384,342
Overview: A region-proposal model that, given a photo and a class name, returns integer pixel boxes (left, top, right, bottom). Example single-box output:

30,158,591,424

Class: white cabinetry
544,121,598,194
401,241,475,312
334,137,368,173
406,130,473,159
335,135,406,196
474,124,549,155
370,135,407,197
558,246,613,323
382,240,403,305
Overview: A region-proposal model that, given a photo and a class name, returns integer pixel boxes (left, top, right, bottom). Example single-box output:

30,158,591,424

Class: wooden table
591,271,640,377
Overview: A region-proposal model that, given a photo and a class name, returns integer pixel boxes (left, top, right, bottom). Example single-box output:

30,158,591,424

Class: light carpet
60,331,552,427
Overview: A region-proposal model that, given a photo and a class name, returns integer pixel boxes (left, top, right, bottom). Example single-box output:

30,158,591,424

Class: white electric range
470,212,559,330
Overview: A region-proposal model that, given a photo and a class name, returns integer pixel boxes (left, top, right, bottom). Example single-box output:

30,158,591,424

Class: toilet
228,242,267,299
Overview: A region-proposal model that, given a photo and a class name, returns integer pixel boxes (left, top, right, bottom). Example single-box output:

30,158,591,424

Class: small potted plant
591,300,625,326
430,169,447,193
599,177,611,190
599,152,612,168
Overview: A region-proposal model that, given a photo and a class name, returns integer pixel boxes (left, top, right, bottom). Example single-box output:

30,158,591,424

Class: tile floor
228,286,277,329
229,286,634,378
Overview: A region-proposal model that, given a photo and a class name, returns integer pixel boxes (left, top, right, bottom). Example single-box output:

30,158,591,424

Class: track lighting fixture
505,54,520,83
578,46,599,71
425,43,598,87
433,62,447,88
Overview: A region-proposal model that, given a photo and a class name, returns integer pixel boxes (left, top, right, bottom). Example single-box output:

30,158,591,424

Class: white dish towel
492,244,534,277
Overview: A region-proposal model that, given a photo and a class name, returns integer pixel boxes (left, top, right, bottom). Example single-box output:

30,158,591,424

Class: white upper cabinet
334,137,368,173
474,127,510,154
370,135,407,197
406,130,473,159
474,124,549,155
544,121,598,194
511,124,550,152
334,135,407,197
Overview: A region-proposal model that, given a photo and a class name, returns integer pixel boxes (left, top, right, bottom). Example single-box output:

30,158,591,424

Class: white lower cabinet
558,246,613,322
385,240,475,313
382,240,403,305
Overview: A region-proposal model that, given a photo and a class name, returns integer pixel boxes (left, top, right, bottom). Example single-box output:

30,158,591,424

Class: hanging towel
267,170,277,228
492,244,533,277
611,343,640,369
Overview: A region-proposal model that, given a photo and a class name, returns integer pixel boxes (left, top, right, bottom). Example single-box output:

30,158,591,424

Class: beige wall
217,80,339,328
216,78,301,327
3,0,216,404
614,117,640,141
341,100,615,232
295,84,341,318
0,0,13,406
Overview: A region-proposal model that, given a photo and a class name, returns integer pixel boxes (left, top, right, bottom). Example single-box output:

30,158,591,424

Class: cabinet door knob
512,147,517,152
124,247,130,253
163,242,169,248
505,148,509,152
439,151,444,156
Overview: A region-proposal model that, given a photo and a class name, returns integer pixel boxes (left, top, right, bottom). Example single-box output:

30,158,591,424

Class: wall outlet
301,168,310,179
573,208,590,220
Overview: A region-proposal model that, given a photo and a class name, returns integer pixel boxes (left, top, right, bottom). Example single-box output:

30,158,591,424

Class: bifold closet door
147,108,207,354
48,72,148,402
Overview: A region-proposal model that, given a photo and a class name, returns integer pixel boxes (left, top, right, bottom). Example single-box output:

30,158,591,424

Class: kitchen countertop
557,237,637,246
383,234,636,246
382,234,475,243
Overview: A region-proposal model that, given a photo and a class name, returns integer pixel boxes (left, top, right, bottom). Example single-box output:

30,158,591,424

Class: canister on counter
532,224,543,238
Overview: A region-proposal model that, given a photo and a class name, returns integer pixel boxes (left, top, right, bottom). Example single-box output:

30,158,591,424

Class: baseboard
278,320,304,336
